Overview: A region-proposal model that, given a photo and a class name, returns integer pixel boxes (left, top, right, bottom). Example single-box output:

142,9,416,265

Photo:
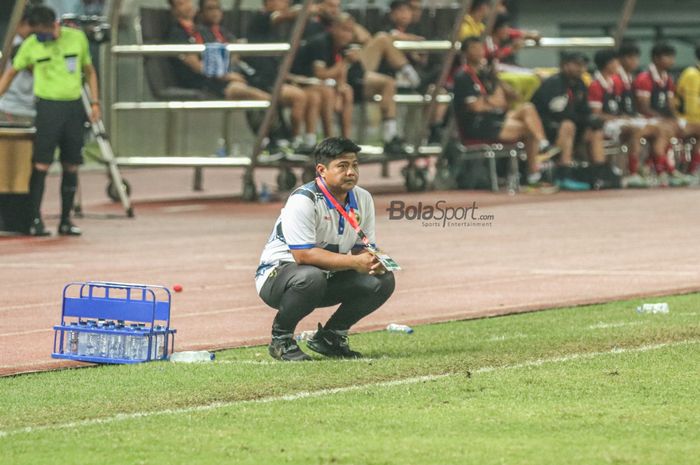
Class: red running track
1,164,699,376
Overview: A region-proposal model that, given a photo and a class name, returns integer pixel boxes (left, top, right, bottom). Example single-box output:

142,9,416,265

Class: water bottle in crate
52,281,177,364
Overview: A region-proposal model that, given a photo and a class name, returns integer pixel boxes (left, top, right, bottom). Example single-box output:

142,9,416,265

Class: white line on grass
1,339,697,439
587,321,645,330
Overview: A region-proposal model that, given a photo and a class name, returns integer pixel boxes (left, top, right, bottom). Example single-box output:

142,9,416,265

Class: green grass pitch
1,293,699,465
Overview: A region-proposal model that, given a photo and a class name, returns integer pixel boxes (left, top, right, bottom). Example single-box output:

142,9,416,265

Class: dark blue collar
317,177,358,211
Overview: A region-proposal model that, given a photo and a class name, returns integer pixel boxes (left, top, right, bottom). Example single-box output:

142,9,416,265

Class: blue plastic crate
51,281,177,364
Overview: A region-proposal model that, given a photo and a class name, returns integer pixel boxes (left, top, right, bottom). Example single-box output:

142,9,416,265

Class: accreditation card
366,245,402,271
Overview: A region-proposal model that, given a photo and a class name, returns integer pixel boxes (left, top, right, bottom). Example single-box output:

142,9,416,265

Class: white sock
293,135,304,145
400,64,421,88
527,172,542,185
383,119,398,142
277,139,290,148
303,133,317,146
539,139,550,151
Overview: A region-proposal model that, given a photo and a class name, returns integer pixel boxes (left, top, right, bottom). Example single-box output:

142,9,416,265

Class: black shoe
58,220,82,236
306,323,362,359
384,137,410,156
29,218,51,237
268,335,312,361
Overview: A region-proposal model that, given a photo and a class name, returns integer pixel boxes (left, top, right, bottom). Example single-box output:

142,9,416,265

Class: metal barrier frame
102,0,637,199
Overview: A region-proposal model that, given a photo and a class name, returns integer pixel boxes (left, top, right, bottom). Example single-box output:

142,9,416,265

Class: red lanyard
211,25,226,43
462,64,486,95
315,177,371,247
180,20,204,44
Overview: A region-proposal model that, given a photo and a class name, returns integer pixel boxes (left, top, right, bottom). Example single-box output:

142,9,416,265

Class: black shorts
33,99,85,165
202,78,228,99
348,62,365,103
460,113,505,141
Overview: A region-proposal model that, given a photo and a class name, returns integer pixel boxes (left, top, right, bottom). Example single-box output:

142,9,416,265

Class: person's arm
351,23,371,45
291,247,381,274
313,60,346,81
0,67,18,97
83,63,101,122
271,3,319,25
587,82,614,121
634,73,661,118
466,86,503,113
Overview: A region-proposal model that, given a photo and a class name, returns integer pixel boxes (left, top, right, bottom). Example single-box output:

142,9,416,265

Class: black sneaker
268,335,312,361
29,218,51,237
58,221,82,236
384,137,410,156
306,323,362,359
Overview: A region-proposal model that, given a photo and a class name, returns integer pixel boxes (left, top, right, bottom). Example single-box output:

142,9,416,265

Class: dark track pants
259,263,395,334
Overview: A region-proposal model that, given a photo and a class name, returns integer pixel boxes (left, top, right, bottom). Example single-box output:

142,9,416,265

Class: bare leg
556,120,576,165
303,87,321,135
586,129,606,164
279,84,307,137
363,71,396,119
224,82,270,100
358,32,409,72
339,85,354,139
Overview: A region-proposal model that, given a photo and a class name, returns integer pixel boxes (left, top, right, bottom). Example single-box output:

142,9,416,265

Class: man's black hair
389,0,411,11
493,14,510,31
469,0,490,13
27,5,56,27
313,137,361,166
594,49,618,71
695,43,700,61
651,41,676,59
618,39,640,58
461,35,483,52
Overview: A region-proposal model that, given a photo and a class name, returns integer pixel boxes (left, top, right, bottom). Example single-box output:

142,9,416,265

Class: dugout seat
139,8,211,101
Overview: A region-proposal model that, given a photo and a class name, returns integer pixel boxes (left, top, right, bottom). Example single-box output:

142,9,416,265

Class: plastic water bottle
86,320,99,356
150,325,166,360
77,321,89,356
170,351,215,363
386,323,414,334
216,138,227,157
636,303,670,314
125,324,140,360
137,324,149,360
113,320,127,360
64,323,79,355
259,183,270,203
295,330,316,342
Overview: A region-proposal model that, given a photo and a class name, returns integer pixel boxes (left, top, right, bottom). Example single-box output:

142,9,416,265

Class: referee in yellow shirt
0,5,100,236
676,44,700,175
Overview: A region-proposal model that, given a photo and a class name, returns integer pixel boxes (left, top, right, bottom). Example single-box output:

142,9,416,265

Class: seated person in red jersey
589,49,664,184
633,42,683,177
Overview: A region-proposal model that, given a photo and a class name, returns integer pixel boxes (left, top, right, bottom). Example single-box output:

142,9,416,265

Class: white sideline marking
0,302,54,313
215,357,378,365
0,339,696,439
486,333,528,342
0,328,52,338
1,263,74,269
160,205,207,213
587,321,645,330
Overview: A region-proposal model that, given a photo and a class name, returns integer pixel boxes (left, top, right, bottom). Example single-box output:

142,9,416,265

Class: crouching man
255,137,396,361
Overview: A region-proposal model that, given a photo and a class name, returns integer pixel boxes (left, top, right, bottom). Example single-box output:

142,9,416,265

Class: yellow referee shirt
677,65,700,124
12,27,91,101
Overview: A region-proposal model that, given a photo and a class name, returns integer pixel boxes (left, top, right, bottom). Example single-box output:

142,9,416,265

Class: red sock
628,153,639,174
689,151,700,174
651,146,673,174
